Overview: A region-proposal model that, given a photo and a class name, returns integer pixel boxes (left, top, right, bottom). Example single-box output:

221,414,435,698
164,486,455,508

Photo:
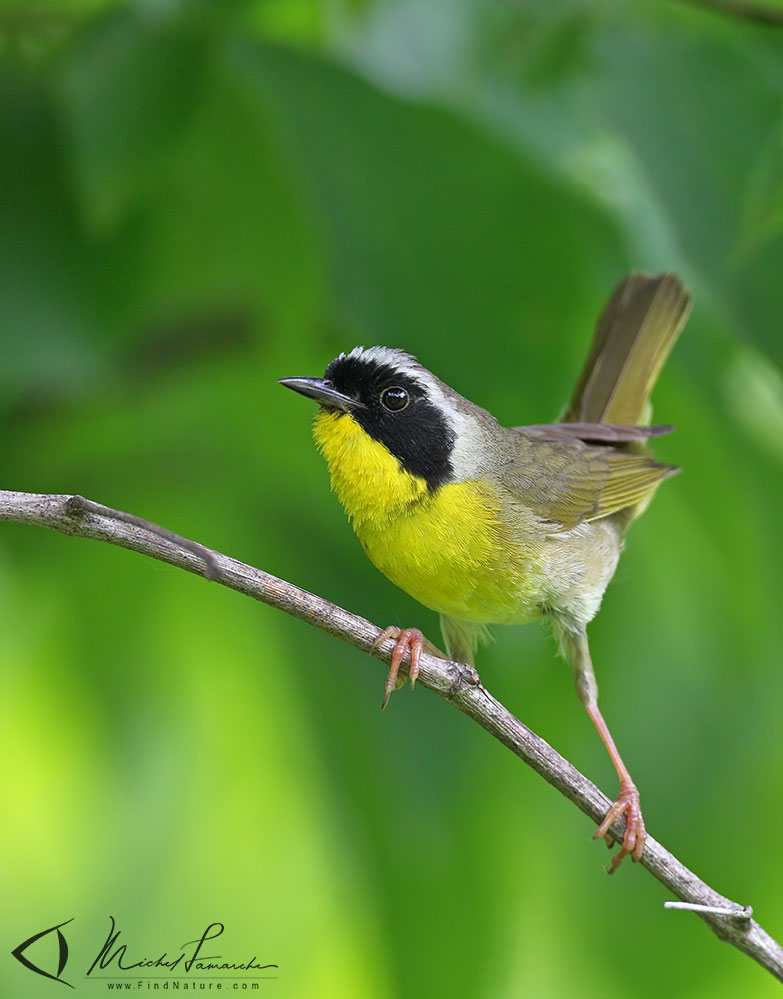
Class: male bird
280,272,691,871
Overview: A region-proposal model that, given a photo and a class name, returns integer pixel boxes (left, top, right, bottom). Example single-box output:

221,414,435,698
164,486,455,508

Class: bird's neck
313,410,429,527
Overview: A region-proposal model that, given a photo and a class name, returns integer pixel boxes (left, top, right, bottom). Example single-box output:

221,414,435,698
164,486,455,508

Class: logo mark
12,918,74,988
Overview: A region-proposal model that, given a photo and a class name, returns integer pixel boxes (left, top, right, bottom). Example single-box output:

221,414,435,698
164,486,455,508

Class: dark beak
278,377,363,413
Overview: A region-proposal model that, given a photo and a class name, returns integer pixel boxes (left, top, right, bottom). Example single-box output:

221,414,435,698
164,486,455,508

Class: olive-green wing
498,433,678,530
499,271,688,528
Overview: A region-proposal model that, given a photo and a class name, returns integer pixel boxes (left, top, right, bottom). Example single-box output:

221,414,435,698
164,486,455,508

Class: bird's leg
585,700,646,871
372,626,445,710
560,626,647,872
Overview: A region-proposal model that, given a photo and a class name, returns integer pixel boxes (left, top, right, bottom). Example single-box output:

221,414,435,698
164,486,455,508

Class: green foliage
1,1,781,996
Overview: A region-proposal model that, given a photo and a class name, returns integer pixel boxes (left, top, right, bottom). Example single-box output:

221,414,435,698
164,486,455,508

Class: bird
279,272,691,871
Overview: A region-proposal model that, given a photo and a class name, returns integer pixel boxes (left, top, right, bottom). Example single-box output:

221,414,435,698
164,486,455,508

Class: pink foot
594,779,647,873
372,626,425,710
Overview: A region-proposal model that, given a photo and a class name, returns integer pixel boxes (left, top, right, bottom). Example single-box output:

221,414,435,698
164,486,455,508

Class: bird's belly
355,480,546,623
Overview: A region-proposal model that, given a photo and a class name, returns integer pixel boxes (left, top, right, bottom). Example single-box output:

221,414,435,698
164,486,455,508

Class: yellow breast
313,410,543,622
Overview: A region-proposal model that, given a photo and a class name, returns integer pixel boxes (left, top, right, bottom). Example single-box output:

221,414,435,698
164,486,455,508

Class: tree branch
1,489,781,983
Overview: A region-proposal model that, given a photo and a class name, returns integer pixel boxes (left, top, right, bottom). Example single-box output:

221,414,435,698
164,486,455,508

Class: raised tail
563,272,691,426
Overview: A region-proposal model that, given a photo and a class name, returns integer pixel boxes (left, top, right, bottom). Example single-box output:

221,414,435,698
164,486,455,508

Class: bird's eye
380,386,409,412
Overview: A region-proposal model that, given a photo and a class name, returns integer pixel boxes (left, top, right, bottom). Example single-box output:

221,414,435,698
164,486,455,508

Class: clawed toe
373,626,425,709
594,780,647,873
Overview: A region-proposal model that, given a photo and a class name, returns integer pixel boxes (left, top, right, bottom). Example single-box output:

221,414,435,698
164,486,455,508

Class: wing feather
498,433,678,530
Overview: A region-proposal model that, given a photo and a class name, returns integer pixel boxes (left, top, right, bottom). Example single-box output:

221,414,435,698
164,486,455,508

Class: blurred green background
1,0,781,996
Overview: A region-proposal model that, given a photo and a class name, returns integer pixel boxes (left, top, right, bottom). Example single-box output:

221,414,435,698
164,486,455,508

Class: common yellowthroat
280,272,691,871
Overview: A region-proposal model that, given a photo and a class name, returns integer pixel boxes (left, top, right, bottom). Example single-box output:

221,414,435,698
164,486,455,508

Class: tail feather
564,272,691,426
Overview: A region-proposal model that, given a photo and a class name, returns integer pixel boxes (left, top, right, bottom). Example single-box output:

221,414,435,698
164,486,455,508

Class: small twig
65,496,222,579
1,489,782,983
665,901,754,921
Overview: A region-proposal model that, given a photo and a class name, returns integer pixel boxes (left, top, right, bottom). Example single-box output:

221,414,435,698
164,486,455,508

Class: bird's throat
313,409,429,526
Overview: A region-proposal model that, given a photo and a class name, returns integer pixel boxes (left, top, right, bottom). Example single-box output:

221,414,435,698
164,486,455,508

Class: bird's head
280,347,489,508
